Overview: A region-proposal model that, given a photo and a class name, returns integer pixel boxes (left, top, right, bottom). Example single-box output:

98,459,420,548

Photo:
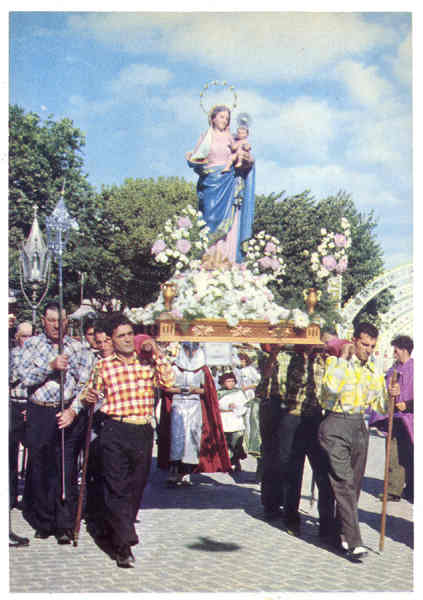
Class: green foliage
74,177,197,309
9,105,100,319
253,190,386,327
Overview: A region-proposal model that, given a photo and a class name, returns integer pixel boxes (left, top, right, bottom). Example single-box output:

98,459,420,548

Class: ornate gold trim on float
155,317,322,345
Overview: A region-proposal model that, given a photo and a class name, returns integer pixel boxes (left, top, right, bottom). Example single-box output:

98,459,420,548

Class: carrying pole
379,369,397,552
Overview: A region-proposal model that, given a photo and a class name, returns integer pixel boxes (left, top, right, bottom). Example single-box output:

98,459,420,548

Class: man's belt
110,414,153,425
10,398,27,405
30,398,71,409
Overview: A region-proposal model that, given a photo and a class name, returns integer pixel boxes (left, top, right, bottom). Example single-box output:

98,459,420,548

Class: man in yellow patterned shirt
318,322,387,562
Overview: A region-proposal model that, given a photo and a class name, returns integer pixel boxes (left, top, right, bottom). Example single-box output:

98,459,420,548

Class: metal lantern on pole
45,186,79,501
19,205,51,327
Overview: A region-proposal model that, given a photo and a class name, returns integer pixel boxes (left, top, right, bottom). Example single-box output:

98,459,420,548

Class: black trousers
98,417,154,551
23,402,85,533
318,412,369,549
9,401,27,508
260,395,284,511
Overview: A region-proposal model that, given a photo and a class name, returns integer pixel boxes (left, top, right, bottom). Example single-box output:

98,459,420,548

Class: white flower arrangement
125,264,310,329
151,204,210,273
310,218,351,281
244,231,286,279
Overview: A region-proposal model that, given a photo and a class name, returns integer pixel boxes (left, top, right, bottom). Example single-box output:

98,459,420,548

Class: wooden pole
379,369,397,552
73,403,95,547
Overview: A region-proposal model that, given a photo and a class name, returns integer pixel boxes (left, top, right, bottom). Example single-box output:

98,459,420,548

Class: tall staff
46,184,79,500
379,368,398,551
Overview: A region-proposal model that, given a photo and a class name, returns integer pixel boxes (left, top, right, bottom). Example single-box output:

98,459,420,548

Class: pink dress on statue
193,129,239,264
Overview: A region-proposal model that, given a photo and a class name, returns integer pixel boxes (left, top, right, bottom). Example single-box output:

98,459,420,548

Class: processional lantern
19,205,51,326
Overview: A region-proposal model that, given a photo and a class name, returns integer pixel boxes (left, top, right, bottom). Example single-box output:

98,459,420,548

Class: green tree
252,190,387,326
9,105,99,319
74,177,197,310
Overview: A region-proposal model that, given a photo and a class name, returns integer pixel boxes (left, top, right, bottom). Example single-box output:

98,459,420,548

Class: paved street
9,430,413,594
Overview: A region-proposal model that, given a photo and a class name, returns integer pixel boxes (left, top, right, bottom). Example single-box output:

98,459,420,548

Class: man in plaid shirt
18,301,95,545
81,313,174,568
9,321,33,547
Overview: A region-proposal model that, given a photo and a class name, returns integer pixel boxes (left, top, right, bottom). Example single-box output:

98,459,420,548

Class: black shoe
9,531,30,547
116,546,135,568
11,500,24,511
284,520,301,537
56,529,73,545
87,521,110,540
345,546,368,562
378,493,401,502
34,529,51,539
263,507,283,521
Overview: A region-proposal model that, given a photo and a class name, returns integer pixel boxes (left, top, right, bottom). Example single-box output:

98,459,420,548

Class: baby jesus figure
221,124,252,173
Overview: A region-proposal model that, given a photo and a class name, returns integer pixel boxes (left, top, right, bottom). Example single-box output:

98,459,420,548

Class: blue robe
187,159,256,263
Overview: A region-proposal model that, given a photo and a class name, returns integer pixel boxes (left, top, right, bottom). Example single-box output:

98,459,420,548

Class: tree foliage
73,177,197,309
253,190,386,326
9,105,100,315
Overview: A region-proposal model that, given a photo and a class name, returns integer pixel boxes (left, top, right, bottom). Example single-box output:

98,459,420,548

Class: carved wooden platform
155,317,323,345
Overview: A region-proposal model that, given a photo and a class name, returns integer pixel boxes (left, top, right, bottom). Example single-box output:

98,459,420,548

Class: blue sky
8,8,413,271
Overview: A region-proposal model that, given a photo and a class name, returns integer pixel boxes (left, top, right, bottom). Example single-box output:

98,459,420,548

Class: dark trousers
98,418,154,551
318,412,369,549
23,402,85,533
224,431,247,465
85,437,104,524
279,413,335,531
9,401,27,508
260,396,284,511
388,419,413,499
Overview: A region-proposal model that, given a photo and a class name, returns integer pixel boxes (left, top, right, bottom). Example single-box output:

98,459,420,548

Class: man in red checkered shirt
82,313,174,568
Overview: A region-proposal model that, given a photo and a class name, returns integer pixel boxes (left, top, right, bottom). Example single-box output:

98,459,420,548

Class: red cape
157,365,232,473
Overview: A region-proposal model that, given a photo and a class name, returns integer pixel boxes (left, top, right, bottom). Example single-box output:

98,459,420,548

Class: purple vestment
369,358,414,443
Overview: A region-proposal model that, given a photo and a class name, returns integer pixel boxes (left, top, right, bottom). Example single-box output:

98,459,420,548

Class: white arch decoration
337,263,413,371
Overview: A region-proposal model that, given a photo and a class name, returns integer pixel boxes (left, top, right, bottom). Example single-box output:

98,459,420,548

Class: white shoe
180,474,193,486
347,546,368,561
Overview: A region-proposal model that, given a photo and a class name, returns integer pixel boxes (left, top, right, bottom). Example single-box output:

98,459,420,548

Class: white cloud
108,63,173,95
344,112,412,171
334,59,395,108
391,32,412,86
256,96,336,162
255,159,405,210
68,94,117,118
68,12,397,83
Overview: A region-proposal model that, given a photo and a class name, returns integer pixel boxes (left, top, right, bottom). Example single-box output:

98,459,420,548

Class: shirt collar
111,351,138,364
351,353,376,372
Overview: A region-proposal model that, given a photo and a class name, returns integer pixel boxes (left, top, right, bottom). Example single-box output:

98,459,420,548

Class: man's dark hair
94,319,107,336
43,301,61,316
83,318,96,335
391,335,413,354
353,322,379,340
103,312,134,338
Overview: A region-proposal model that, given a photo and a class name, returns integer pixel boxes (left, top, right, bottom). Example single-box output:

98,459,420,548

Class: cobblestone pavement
9,430,413,594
